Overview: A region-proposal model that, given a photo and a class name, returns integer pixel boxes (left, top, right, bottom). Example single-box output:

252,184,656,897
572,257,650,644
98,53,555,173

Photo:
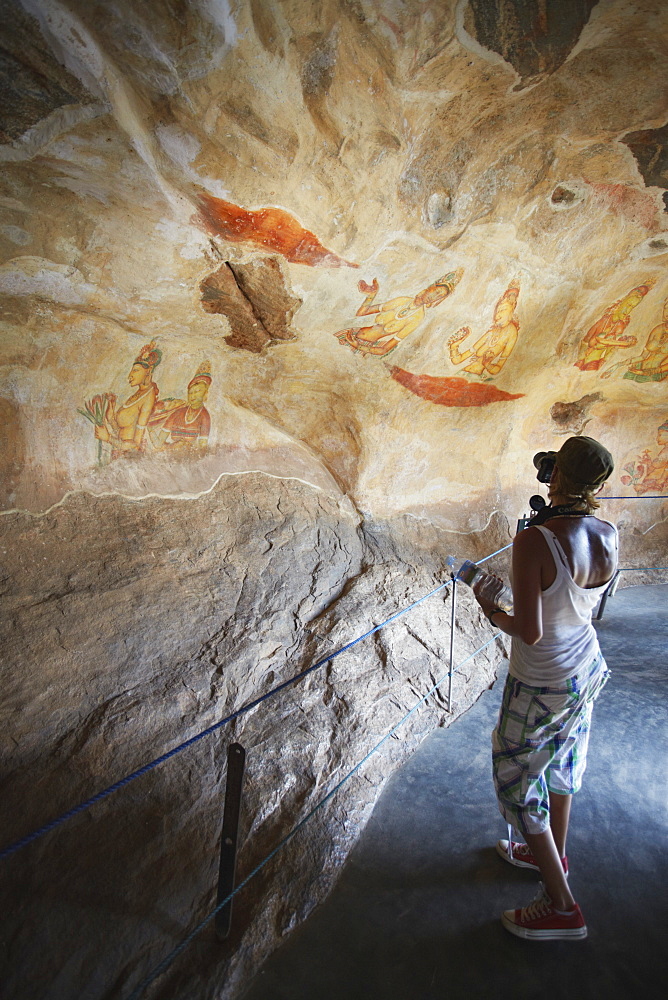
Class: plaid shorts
492,654,609,836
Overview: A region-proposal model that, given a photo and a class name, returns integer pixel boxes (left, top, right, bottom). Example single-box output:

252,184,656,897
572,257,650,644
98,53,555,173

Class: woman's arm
356,278,381,316
133,388,157,447
447,327,472,364
473,528,544,644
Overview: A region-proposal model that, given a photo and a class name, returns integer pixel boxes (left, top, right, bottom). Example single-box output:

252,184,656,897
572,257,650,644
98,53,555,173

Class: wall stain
200,256,301,354
622,123,668,198
466,0,598,82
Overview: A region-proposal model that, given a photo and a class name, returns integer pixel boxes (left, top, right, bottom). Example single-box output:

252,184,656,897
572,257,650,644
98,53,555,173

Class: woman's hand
103,394,117,423
448,326,470,346
472,573,506,616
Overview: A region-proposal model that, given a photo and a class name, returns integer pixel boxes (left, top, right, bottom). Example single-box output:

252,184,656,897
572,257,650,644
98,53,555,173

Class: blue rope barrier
0,578,452,863
126,632,502,999
476,542,513,564
600,495,668,500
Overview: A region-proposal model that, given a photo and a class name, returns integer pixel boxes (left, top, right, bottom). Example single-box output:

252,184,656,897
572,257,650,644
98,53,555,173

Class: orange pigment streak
390,368,525,407
197,192,358,268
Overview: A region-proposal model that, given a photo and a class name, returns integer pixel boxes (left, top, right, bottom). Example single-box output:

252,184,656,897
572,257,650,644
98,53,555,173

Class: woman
473,436,617,940
95,342,161,458
155,362,212,451
333,270,462,357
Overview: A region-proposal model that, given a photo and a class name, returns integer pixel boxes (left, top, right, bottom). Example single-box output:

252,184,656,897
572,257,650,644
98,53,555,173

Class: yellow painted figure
95,342,161,458
601,296,668,383
574,282,653,373
448,281,520,380
153,362,212,451
334,269,463,357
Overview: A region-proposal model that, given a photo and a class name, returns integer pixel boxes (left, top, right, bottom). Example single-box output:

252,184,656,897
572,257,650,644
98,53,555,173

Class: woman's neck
549,493,572,506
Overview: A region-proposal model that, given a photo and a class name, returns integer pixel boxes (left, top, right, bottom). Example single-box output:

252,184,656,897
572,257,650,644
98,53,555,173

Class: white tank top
509,522,617,686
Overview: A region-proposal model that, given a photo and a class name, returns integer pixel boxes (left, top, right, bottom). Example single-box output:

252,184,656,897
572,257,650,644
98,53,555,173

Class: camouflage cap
534,435,614,488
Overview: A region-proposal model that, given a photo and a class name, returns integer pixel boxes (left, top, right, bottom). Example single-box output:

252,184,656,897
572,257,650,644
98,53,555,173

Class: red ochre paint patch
390,368,525,407
197,192,358,268
586,181,658,232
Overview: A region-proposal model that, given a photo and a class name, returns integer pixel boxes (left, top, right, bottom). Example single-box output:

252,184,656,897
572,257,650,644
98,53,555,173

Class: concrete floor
242,584,667,1000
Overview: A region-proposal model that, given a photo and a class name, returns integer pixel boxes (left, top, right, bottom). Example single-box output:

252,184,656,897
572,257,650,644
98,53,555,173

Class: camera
535,454,555,483
516,451,553,531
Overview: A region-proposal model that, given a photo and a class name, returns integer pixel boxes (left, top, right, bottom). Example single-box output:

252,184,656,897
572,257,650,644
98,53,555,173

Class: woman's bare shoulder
592,515,617,532
514,523,550,542
588,516,618,541
513,524,552,557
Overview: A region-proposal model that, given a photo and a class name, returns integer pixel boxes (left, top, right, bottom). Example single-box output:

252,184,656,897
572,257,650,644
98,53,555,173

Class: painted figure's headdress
629,279,655,297
134,341,162,370
188,361,212,391
612,280,654,317
434,268,464,291
499,279,521,306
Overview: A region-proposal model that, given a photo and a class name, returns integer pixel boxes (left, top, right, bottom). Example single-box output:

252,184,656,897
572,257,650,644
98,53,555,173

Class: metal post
595,569,621,621
448,575,456,711
215,742,246,941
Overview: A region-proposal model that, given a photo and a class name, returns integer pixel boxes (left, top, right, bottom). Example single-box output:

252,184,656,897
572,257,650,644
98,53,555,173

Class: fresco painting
197,193,358,268
601,296,668,382
85,341,162,462
447,280,521,381
79,345,212,465
78,394,114,464
574,281,654,372
388,280,524,407
150,362,212,452
333,270,463,358
390,368,525,406
620,418,668,494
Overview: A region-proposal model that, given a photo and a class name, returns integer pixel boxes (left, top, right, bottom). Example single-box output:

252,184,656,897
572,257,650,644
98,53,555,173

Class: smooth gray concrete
242,584,667,1000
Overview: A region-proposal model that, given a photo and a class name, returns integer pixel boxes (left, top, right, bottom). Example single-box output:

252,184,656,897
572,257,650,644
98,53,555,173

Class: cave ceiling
0,0,667,527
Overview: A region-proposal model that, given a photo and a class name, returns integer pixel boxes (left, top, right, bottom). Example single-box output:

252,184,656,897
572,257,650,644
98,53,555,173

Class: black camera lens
537,456,555,483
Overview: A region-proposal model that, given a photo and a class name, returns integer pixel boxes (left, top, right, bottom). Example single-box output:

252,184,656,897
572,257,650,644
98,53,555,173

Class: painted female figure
334,270,463,357
574,283,652,373
95,341,161,459
448,280,521,380
621,418,668,495
154,362,212,452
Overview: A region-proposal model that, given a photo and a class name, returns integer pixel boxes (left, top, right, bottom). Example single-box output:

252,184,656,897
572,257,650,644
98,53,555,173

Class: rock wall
2,2,668,997
0,0,667,527
0,474,507,999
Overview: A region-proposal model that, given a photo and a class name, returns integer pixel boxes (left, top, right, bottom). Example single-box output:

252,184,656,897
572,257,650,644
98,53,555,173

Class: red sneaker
502,887,587,940
496,839,569,876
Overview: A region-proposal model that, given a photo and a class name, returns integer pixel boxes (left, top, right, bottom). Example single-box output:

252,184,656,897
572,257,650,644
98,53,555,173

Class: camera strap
531,503,591,525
